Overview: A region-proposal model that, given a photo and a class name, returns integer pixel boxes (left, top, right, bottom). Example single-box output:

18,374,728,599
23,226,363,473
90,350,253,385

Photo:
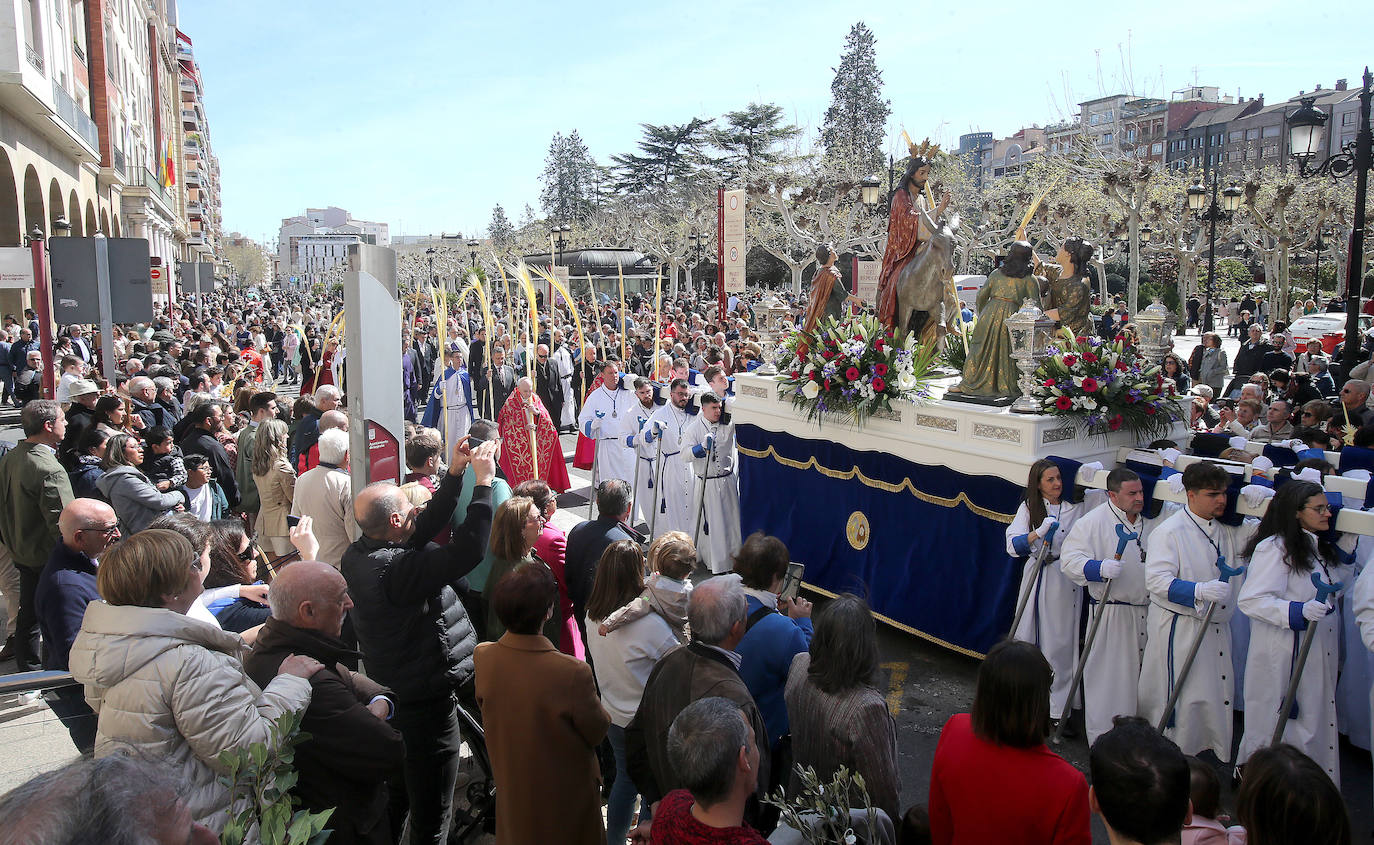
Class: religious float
733,137,1186,657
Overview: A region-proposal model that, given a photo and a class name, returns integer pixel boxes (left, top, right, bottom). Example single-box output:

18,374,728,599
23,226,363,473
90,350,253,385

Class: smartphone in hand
779,562,805,602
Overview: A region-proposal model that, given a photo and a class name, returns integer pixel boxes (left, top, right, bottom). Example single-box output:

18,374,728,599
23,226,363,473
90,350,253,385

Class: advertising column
344,243,404,490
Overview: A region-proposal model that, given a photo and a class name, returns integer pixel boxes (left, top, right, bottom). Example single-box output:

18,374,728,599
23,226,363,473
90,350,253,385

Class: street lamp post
551,225,570,266
467,239,480,268
1186,176,1244,334
1287,67,1371,371
425,247,437,286
1313,229,1329,303
687,232,706,296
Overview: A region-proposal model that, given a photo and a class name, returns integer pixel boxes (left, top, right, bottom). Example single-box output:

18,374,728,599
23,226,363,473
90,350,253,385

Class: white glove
1166,473,1186,495
1241,484,1276,508
703,434,715,453
1098,559,1123,580
1196,579,1231,604
1292,467,1324,485
1077,461,1104,484
1160,447,1181,465
1283,438,1307,451
1229,436,1249,451
1249,455,1274,474
1036,517,1058,537
651,419,667,433
1302,600,1331,622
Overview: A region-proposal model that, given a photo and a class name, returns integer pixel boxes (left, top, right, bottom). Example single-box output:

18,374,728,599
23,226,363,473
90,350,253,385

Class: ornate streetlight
550,225,570,266
1186,176,1244,334
1287,68,1371,369
467,238,480,268
860,178,882,206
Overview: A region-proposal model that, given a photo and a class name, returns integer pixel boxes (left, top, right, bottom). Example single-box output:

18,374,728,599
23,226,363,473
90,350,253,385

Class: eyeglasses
236,546,257,562
1303,504,1332,515
80,523,120,537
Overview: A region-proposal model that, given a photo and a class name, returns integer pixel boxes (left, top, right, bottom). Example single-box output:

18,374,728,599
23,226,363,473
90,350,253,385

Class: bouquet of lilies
1031,329,1182,440
778,314,937,427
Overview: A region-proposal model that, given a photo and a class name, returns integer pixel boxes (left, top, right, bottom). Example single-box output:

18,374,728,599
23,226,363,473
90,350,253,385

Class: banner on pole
722,188,746,293
0,247,34,289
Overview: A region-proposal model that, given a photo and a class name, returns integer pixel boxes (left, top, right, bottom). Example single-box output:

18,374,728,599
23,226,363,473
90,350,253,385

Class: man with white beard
681,392,740,573
1138,461,1255,760
647,379,695,538
1059,467,1169,744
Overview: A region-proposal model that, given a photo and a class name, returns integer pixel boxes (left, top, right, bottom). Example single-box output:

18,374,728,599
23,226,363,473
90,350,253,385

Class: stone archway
0,150,20,247
23,166,45,236
84,199,96,237
68,191,82,236
48,179,64,234
111,213,120,237
99,208,110,237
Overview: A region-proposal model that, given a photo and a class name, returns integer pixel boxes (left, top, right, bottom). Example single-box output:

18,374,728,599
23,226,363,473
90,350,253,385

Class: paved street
3,335,1372,842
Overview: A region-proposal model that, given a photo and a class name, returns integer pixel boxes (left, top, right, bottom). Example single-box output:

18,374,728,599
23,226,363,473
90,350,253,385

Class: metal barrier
0,670,77,697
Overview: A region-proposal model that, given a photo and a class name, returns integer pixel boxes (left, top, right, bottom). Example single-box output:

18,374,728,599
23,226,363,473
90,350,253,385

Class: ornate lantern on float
1135,300,1177,366
1007,299,1056,413
755,295,791,375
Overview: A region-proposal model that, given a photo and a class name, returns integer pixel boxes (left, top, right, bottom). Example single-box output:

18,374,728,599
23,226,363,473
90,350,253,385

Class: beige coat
253,459,296,538
290,464,358,568
69,601,312,830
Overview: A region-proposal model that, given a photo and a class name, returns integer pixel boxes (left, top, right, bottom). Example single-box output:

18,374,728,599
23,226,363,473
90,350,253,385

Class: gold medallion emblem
846,511,871,550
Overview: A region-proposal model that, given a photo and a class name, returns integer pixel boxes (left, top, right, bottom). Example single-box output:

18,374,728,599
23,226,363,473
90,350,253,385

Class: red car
1288,313,1374,354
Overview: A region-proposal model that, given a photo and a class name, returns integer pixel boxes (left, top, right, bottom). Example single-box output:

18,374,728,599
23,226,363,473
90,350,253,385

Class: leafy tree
487,204,515,248
712,103,800,180
611,118,715,195
539,130,599,224
821,22,890,178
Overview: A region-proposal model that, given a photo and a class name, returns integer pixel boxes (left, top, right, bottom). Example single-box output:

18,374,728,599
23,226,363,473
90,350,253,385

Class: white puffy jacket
69,601,312,830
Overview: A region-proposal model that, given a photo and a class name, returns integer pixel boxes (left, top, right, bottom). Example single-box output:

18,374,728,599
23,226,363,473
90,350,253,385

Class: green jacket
235,421,259,515
452,466,511,593
0,441,74,570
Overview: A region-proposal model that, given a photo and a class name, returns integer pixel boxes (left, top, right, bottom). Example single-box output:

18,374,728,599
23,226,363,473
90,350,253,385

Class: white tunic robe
578,383,636,487
1336,536,1374,752
1351,559,1374,811
682,415,741,573
647,402,694,539
553,344,576,429
623,400,658,527
1236,533,1350,783
1060,500,1161,745
1005,498,1089,720
1138,507,1255,760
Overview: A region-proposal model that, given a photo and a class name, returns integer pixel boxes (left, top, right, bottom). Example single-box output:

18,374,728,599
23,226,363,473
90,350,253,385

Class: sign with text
150,265,168,296
854,259,880,305
722,188,746,293
0,247,34,289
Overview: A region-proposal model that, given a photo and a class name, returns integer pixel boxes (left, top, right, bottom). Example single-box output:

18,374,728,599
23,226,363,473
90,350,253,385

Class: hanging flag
163,138,177,188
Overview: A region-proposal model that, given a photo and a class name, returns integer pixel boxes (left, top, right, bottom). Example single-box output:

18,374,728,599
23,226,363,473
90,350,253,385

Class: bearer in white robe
1235,479,1352,784
1138,461,1255,761
682,392,740,573
1351,556,1374,811
622,377,659,527
552,332,577,431
1060,467,1163,745
647,378,695,538
1004,460,1096,722
578,361,636,486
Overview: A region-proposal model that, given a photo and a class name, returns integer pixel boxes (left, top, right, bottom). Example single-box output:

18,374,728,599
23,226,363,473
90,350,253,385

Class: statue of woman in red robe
875,153,951,334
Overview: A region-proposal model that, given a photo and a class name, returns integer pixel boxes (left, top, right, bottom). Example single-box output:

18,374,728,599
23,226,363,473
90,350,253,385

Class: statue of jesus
875,139,951,335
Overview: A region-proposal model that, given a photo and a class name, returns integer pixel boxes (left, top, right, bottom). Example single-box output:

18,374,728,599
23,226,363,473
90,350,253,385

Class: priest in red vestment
498,376,571,492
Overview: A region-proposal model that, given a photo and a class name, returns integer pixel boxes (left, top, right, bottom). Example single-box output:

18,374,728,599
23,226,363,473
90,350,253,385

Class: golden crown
902,130,942,162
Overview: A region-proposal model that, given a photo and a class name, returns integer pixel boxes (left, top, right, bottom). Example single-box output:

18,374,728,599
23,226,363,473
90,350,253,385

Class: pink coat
534,522,584,659
1182,818,1246,845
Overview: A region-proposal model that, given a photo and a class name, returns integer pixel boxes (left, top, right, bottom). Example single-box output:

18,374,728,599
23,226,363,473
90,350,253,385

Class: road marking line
880,661,908,716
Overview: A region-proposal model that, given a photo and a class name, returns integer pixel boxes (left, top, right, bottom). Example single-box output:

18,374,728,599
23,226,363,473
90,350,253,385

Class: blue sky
177,0,1364,244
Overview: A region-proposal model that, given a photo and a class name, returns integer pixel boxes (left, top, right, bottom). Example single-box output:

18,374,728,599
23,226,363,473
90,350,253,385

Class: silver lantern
1134,300,1176,366
754,294,790,375
1007,298,1056,414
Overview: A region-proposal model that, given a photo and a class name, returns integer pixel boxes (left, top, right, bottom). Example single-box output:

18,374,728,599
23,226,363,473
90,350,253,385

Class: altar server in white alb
682,392,740,573
1138,461,1256,760
623,377,660,526
579,359,636,486
1235,479,1352,784
1060,467,1166,745
1352,556,1374,811
551,330,577,431
647,378,695,538
1005,458,1094,724
419,345,475,451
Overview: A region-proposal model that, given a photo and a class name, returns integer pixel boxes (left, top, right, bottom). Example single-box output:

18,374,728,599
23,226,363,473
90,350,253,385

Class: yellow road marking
880,661,908,716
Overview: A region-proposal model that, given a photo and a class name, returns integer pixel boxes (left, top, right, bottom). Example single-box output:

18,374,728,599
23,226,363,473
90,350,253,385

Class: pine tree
821,22,890,178
488,204,515,248
539,130,599,223
610,118,714,195
713,103,800,179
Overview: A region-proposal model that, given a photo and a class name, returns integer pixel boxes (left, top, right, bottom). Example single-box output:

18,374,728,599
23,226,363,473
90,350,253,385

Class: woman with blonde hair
251,418,296,556
69,529,319,830
485,496,563,642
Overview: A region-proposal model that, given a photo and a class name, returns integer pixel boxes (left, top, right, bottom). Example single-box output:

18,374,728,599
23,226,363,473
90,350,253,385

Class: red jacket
929,714,1090,845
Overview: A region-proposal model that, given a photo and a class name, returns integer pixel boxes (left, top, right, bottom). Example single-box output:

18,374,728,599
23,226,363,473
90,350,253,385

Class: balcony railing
142,167,171,207
26,44,43,72
52,80,99,152
110,146,126,179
